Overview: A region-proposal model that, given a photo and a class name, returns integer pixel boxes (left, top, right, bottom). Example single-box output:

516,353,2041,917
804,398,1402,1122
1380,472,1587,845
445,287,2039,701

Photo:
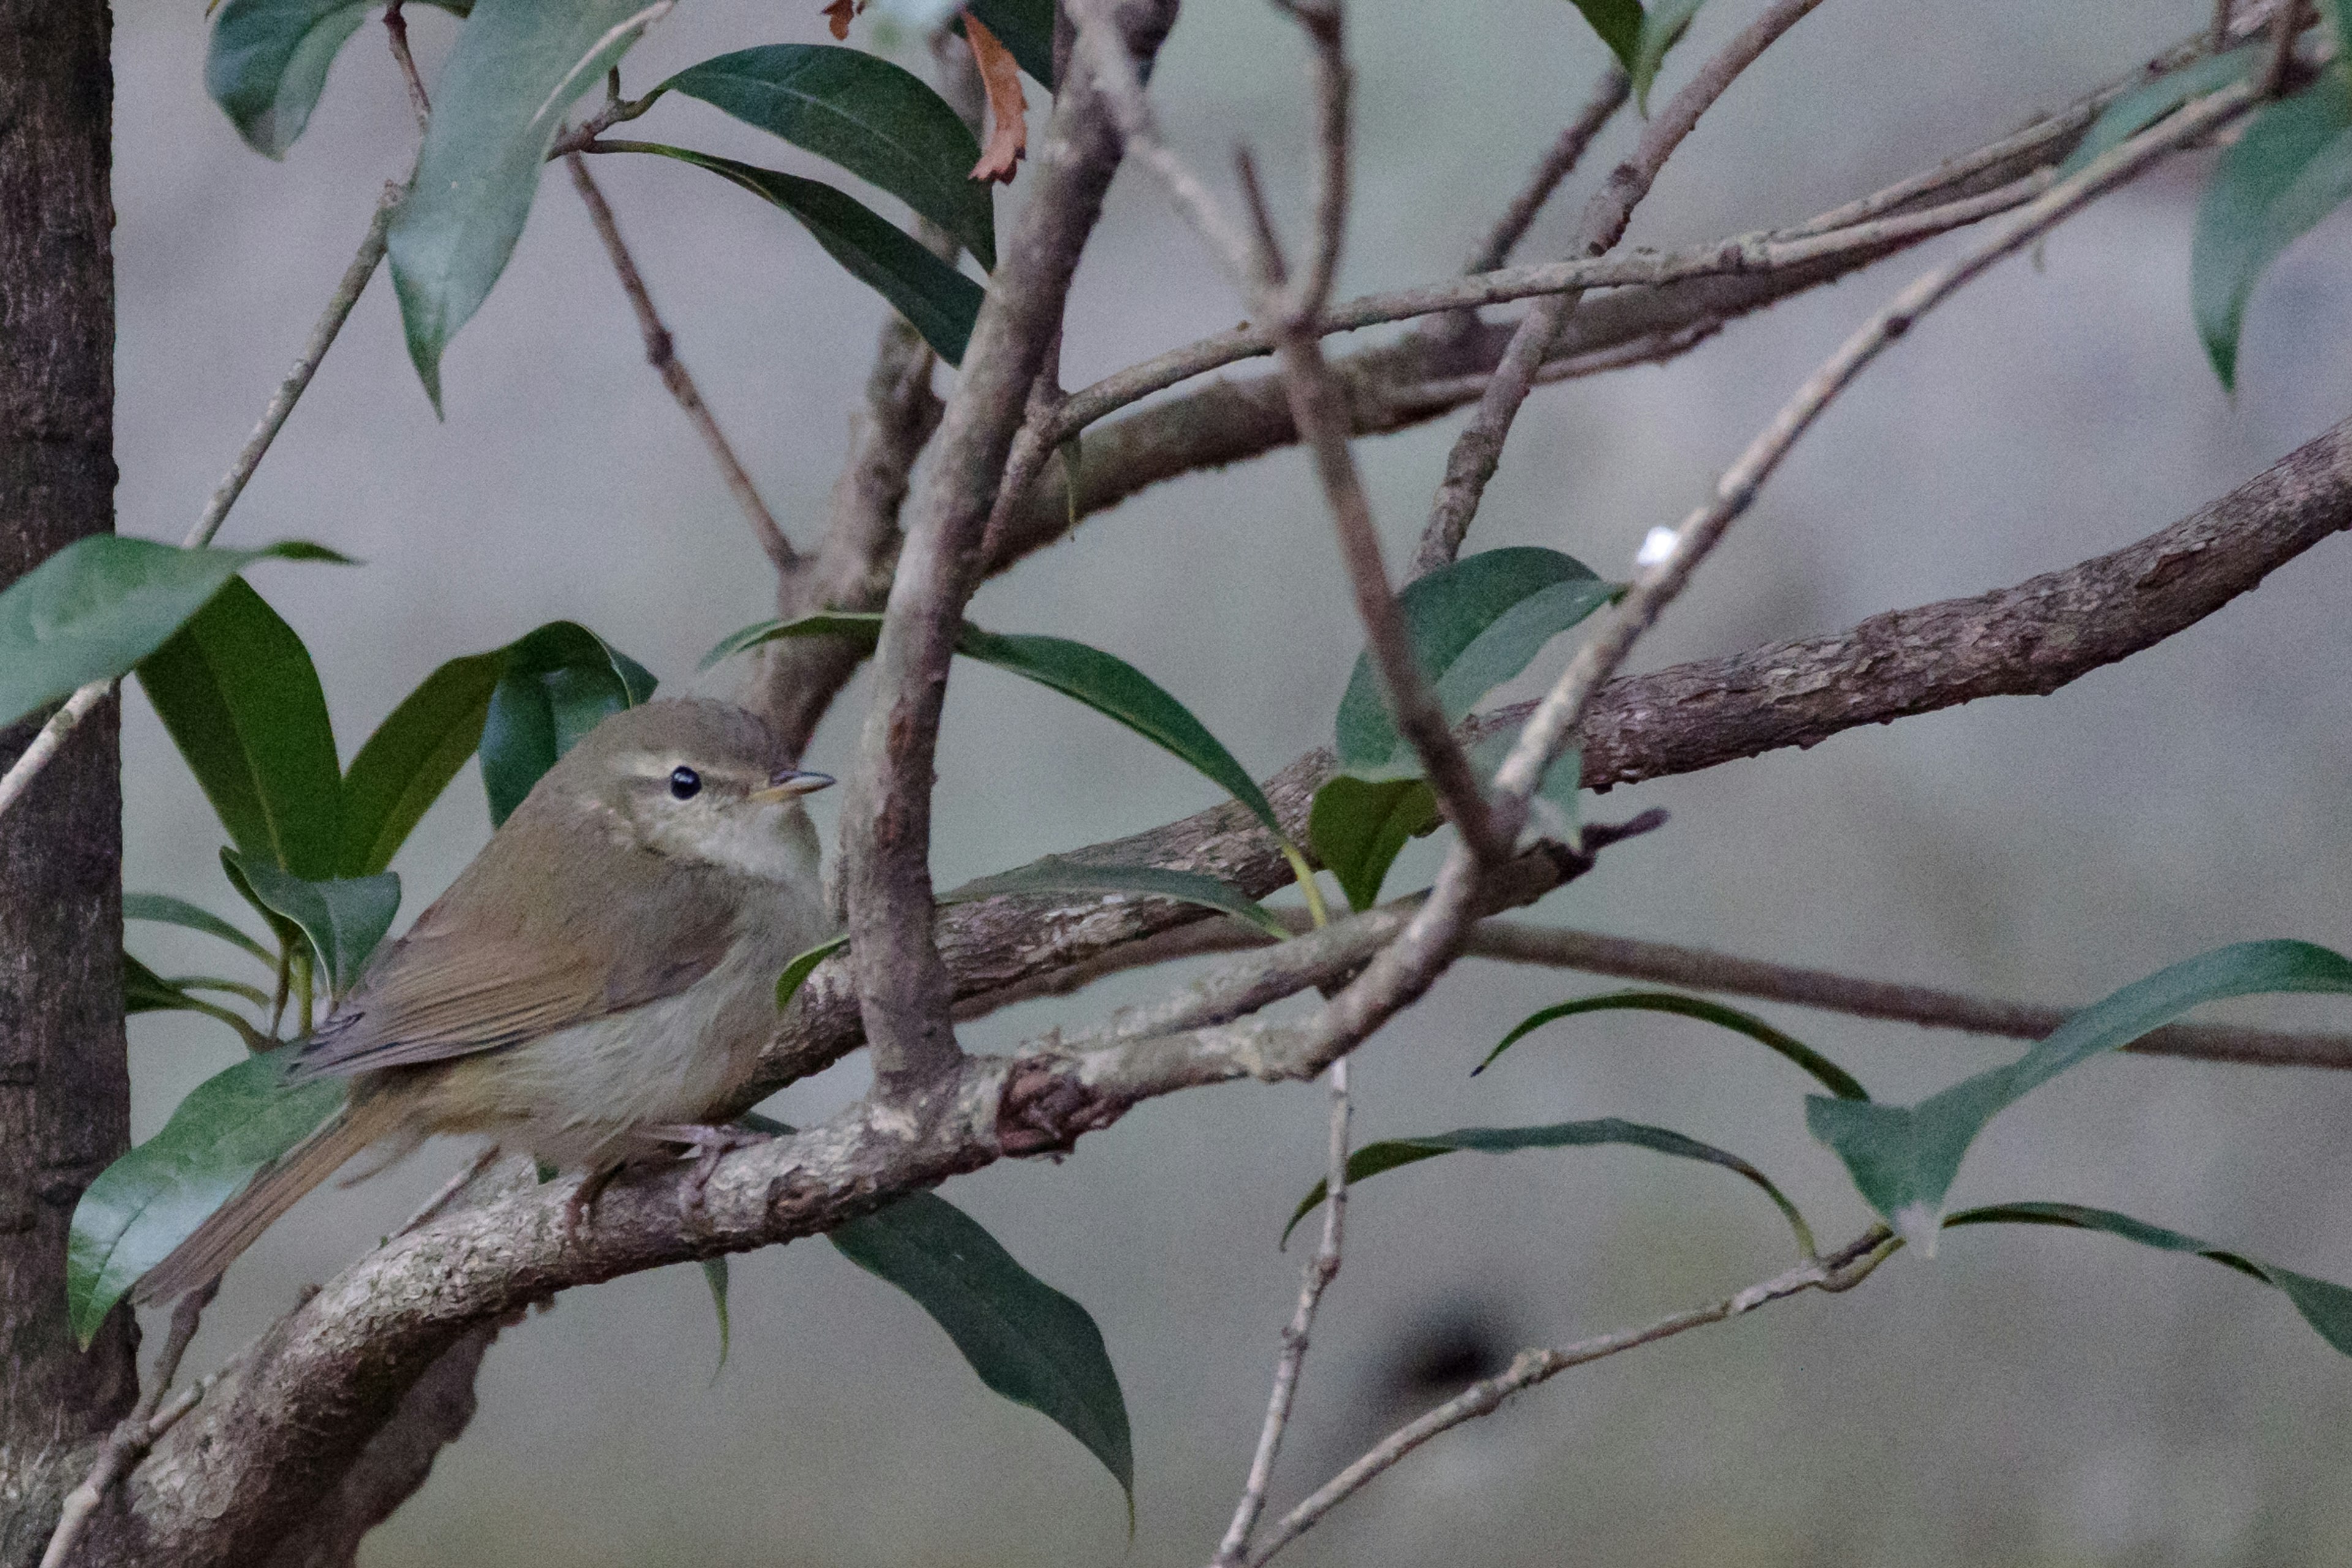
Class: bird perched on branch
137,698,836,1303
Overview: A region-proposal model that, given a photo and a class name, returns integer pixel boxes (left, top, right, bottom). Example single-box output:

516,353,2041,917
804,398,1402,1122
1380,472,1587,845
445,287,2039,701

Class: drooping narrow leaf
207,0,472,157
386,0,673,407
1283,1118,1812,1257
122,954,269,1050
963,0,1055,88
67,1047,345,1346
943,856,1291,941
480,622,657,826
2190,73,2352,389
1307,775,1439,913
614,142,983,366
831,1189,1134,1506
1942,1202,2352,1357
222,852,401,998
1335,546,1613,777
1564,0,1643,78
135,576,344,880
1477,989,1871,1101
1807,940,2352,1246
709,611,1284,838
2060,47,2259,178
662,45,996,268
0,537,347,731
1632,0,1708,112
124,892,275,967
776,932,849,1008
337,650,506,875
699,1256,732,1374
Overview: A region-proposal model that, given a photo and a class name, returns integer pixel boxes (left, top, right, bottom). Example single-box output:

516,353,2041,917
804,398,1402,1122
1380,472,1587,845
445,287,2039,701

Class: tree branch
1460,66,1627,277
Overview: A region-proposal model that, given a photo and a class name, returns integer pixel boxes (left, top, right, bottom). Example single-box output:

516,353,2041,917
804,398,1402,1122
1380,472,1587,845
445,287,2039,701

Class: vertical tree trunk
0,2,137,1561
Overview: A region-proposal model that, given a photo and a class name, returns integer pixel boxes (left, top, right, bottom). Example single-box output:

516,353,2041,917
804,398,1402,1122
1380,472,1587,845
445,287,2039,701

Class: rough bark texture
0,2,136,1561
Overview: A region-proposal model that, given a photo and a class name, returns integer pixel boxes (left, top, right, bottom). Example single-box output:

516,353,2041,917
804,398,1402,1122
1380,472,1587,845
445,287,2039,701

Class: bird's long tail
133,1101,384,1306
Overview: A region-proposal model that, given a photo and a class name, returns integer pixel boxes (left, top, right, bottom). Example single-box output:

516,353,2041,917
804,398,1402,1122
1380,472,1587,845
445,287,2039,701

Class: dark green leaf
1632,0,1706,113
222,852,401,998
1807,940,2352,1246
832,1189,1133,1505
337,650,505,875
963,0,1054,88
480,622,657,826
123,892,274,967
122,954,269,1050
1477,989,1869,1101
1335,546,1611,775
662,45,995,269
1306,775,1439,913
135,577,344,880
386,0,672,408
2061,47,2258,178
1283,1118,1811,1256
957,627,1281,836
2191,74,2352,389
207,0,470,157
699,1256,731,1375
699,610,884,668
616,142,983,366
0,537,347,733
1943,1202,2352,1357
943,856,1291,941
1564,0,1643,77
67,1047,344,1346
776,932,849,1008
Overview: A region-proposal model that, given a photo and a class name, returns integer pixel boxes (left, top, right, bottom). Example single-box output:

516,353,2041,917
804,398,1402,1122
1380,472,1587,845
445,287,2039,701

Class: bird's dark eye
669,766,702,800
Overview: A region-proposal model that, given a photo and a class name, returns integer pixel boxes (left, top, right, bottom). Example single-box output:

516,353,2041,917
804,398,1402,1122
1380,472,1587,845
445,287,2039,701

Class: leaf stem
1279,842,1331,930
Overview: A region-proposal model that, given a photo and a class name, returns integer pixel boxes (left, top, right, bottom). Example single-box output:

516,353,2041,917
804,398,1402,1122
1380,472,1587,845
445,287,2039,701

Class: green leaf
1476,989,1870,1101
1807,940,2352,1246
963,0,1054,88
67,1047,345,1346
480,622,657,826
0,537,347,733
1282,1118,1812,1256
2191,74,2352,390
616,142,983,366
124,892,274,967
832,1189,1133,1507
1943,1202,2352,1358
135,576,344,880
222,852,401,998
386,0,673,408
2061,47,2259,178
1334,546,1613,776
1306,775,1439,913
776,932,849,1008
943,856,1291,941
1631,0,1707,113
122,954,270,1050
337,650,505,875
662,45,995,270
698,1256,731,1376
207,0,470,157
1564,0,1643,78
709,612,1282,837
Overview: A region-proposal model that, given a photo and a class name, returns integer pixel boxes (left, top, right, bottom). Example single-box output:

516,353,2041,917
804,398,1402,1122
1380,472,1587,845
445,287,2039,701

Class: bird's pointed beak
748,767,835,804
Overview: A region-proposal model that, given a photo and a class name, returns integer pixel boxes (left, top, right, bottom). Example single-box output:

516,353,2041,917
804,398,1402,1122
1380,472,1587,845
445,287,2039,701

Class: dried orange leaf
821,0,858,39
964,10,1027,183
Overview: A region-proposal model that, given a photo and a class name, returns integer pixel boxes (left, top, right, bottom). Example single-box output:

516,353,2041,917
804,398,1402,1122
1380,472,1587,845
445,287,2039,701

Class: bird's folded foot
564,1161,621,1248
642,1122,772,1224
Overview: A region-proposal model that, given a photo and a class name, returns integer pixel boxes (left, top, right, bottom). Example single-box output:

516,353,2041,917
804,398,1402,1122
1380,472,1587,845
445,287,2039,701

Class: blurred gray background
105,0,2352,1562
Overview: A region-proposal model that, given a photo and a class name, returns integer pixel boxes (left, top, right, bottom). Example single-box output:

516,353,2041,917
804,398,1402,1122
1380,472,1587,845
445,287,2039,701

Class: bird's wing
291,808,743,1078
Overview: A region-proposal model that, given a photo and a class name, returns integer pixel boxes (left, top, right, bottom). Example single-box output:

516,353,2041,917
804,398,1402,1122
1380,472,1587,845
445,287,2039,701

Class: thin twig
1240,1228,1897,1567
41,1281,221,1568
566,153,794,570
1461,67,1630,276
0,179,402,823
384,0,431,129
1411,0,1829,576
1213,1059,1352,1568
2261,0,2308,94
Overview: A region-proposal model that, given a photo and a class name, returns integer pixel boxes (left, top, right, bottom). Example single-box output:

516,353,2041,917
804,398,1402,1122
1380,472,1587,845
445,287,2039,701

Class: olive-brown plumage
137,698,835,1303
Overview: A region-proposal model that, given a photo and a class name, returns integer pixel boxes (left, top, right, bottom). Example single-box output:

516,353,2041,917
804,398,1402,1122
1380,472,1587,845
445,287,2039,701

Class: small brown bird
136,698,836,1303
